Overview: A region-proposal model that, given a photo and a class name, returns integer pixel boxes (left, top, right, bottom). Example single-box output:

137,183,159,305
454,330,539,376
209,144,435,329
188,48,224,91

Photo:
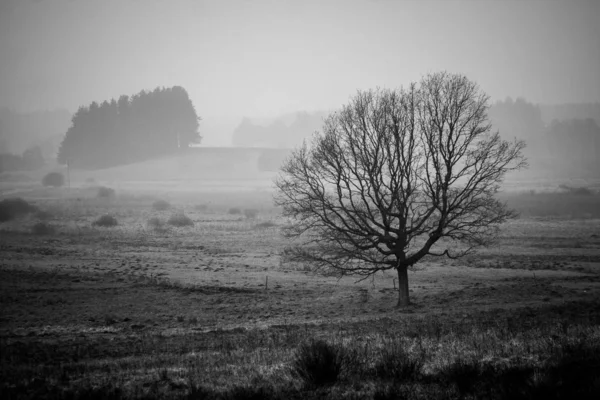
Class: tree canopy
275,72,527,307
57,86,200,169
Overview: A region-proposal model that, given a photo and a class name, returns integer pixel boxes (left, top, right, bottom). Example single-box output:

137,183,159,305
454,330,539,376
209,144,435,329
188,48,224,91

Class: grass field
1,181,600,399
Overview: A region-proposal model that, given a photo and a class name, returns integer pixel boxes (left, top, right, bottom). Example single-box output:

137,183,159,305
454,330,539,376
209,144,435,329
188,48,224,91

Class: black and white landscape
1,1,599,399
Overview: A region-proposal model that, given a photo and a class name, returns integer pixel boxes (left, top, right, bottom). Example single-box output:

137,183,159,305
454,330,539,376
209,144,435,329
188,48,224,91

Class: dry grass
0,187,599,398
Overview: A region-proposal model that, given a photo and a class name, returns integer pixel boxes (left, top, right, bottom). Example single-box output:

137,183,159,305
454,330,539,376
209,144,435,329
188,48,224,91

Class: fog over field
1,1,600,399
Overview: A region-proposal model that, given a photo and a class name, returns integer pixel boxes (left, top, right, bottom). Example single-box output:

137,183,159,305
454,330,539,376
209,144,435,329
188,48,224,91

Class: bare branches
274,72,527,279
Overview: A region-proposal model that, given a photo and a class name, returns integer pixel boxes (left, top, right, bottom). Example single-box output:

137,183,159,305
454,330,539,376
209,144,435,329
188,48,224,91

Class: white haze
0,0,599,145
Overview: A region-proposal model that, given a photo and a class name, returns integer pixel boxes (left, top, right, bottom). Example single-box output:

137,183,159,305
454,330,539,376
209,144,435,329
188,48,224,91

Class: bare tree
274,72,527,308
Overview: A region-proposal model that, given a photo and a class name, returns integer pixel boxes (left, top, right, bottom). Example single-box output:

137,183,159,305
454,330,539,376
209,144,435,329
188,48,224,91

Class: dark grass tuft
0,197,38,222
42,172,64,187
147,216,169,232
152,199,171,211
292,340,346,387
92,214,118,227
31,221,56,235
168,212,194,227
228,207,242,215
96,186,116,198
243,209,259,219
254,221,277,229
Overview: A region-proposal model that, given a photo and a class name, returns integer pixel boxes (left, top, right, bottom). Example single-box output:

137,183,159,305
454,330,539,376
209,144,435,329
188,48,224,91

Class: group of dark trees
57,86,200,169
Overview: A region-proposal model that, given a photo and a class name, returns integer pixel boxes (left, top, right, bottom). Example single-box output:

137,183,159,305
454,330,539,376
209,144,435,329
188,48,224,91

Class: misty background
0,0,599,179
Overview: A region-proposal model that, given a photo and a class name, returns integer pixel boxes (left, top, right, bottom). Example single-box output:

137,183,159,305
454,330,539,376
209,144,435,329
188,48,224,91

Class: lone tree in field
274,72,527,307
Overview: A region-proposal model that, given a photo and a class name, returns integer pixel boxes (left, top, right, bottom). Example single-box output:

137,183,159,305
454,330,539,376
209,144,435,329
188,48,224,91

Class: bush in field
292,340,345,387
255,221,277,229
97,186,116,198
167,212,194,227
0,198,38,222
228,207,241,215
92,214,118,227
152,199,171,211
42,172,64,187
244,208,259,219
31,222,56,235
147,216,168,232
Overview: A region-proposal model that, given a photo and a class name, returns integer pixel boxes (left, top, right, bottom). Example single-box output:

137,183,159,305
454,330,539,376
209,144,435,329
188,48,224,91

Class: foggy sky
1,0,599,145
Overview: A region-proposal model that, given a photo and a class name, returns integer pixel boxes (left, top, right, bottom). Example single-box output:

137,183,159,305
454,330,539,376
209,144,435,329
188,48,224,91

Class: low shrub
92,214,118,227
31,222,56,235
0,198,38,222
167,212,194,227
228,207,241,215
152,199,171,211
255,221,277,229
97,186,116,198
244,208,259,219
147,216,168,232
292,340,345,387
42,172,64,187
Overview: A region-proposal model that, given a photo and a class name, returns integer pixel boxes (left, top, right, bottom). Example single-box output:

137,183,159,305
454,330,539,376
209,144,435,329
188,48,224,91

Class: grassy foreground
1,268,599,400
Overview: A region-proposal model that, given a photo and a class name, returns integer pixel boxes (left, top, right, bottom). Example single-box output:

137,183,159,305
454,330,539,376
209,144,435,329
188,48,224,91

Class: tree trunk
396,265,410,307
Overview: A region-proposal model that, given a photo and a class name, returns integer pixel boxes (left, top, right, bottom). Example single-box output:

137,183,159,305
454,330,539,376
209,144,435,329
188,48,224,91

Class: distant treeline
0,146,44,173
232,111,329,148
235,99,600,178
0,108,71,159
57,86,200,169
489,98,600,177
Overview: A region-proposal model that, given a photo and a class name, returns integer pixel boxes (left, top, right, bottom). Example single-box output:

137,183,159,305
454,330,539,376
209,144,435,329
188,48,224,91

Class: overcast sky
1,0,598,144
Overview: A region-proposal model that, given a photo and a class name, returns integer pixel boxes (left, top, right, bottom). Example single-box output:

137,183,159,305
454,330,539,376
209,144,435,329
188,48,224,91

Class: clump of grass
92,214,118,227
0,197,38,222
103,314,118,325
255,221,277,229
152,199,171,211
244,208,259,219
292,340,346,387
97,186,116,198
42,172,64,187
167,212,194,227
228,207,241,215
147,216,168,232
31,221,56,235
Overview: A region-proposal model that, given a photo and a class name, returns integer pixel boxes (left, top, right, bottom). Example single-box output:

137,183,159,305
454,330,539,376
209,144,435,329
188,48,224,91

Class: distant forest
57,86,200,169
1,93,599,177
488,98,600,177
238,100,600,178
0,108,70,173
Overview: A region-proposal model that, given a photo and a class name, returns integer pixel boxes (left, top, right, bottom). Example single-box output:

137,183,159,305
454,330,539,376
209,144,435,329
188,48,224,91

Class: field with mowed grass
1,180,600,399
